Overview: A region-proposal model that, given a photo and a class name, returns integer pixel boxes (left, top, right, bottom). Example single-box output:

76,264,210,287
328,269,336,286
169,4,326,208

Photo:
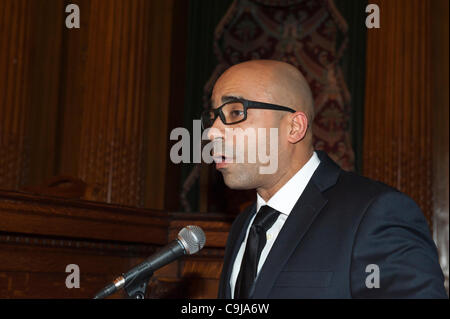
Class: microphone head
177,225,206,255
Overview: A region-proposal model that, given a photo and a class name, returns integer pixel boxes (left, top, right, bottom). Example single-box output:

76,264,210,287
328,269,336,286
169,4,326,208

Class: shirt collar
256,151,321,216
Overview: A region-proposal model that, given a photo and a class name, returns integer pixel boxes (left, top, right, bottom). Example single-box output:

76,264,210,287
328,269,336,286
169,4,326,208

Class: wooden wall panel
143,0,174,209
363,0,433,222
25,1,64,186
164,0,189,211
69,0,173,208
0,0,64,190
364,0,449,291
1,0,176,210
0,0,33,189
57,0,92,178
430,0,449,294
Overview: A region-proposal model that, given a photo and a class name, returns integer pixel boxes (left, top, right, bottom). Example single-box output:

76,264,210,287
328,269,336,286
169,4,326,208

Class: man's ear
287,111,308,144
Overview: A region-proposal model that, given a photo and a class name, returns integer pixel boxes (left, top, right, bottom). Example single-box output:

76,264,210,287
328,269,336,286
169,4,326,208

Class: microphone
93,225,206,299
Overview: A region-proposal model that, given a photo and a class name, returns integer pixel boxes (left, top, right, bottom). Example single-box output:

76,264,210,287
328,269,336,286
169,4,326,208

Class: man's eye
230,110,243,117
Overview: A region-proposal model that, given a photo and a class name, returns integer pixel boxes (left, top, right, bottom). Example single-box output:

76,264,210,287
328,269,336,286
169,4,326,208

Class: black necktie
234,205,280,299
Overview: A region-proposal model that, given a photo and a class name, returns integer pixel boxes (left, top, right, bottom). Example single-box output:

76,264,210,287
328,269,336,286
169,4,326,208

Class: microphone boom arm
93,225,205,299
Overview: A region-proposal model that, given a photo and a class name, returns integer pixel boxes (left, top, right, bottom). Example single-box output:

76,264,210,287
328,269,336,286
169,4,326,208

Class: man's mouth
212,154,233,169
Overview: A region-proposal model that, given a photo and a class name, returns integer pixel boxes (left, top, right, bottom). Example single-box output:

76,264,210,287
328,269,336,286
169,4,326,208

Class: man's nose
207,116,225,141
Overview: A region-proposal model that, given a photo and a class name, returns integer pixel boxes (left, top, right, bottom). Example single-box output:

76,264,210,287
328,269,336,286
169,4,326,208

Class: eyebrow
210,95,244,109
221,95,243,103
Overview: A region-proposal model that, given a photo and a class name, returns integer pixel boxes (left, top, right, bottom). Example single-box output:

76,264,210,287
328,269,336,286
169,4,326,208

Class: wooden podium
0,190,233,298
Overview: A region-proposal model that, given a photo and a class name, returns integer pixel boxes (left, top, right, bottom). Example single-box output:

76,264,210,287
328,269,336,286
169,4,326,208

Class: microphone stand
123,271,154,299
94,271,154,299
94,226,205,299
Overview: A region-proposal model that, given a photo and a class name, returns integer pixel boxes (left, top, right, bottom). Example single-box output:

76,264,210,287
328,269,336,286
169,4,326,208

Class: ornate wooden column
1,0,178,209
59,0,174,208
0,0,31,190
430,0,449,294
364,0,449,291
363,0,433,221
0,0,63,190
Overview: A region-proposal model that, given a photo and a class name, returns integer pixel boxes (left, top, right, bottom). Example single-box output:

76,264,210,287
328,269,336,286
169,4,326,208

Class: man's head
206,60,315,198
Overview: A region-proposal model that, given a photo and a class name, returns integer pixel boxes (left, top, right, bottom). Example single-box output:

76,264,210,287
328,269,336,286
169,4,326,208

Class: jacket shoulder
338,170,400,195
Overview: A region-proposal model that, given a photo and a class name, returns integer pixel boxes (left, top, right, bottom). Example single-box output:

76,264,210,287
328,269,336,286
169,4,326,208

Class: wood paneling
62,0,174,208
364,0,449,291
0,0,177,210
0,1,218,298
0,190,233,298
57,0,92,179
0,0,33,189
75,0,150,206
430,0,449,293
26,1,64,186
164,0,189,211
363,0,433,222
0,0,64,189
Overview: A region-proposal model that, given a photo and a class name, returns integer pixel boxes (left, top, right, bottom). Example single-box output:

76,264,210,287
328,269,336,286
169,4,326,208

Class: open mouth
212,155,233,164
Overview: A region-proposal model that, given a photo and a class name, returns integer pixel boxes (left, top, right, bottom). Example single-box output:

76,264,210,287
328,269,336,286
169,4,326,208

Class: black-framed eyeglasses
201,97,296,129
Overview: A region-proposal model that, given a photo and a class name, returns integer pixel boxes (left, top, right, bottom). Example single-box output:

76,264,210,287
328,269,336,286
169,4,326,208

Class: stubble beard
219,162,262,190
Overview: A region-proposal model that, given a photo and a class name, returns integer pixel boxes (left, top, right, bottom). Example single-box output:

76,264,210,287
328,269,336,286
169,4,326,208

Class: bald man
202,60,447,299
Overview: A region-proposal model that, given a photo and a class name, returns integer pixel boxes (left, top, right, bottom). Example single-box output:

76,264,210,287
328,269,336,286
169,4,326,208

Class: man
202,60,447,298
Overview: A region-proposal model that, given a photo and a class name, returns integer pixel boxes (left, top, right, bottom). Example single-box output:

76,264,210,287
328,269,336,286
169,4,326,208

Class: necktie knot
252,205,280,232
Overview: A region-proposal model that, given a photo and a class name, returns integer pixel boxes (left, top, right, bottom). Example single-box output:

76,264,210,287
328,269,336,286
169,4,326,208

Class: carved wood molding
0,190,233,249
0,233,158,256
0,190,169,245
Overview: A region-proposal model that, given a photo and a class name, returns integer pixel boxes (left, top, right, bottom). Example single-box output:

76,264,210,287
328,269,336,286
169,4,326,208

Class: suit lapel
220,203,256,298
250,181,328,298
251,151,340,298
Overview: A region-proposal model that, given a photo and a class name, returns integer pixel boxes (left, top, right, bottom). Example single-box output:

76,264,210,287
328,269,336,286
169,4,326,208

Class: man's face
207,67,287,190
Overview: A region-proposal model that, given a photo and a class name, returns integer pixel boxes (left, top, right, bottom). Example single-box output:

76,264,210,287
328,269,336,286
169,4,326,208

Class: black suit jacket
218,151,447,298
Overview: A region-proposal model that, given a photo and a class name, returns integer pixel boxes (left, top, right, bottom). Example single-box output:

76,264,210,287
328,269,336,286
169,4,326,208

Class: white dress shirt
230,151,321,298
